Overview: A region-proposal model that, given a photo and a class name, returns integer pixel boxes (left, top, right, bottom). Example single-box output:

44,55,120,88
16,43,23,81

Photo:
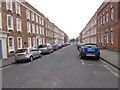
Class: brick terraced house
79,1,120,51
0,0,69,59
81,13,97,44
97,1,120,51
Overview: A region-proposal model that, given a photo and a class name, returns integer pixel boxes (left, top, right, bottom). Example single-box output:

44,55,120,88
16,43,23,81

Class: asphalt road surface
2,44,118,88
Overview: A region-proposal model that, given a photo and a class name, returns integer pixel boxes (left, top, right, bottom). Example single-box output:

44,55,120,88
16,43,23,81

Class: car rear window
16,49,27,53
84,44,97,48
38,44,47,48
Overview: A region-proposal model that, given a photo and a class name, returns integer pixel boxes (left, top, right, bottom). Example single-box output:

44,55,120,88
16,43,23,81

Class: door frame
0,40,3,60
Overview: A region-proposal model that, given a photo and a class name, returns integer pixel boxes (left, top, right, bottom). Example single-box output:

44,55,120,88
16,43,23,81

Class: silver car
15,48,42,62
38,44,54,54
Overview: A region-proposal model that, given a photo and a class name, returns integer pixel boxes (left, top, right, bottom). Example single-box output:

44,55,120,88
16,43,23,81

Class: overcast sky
26,0,104,39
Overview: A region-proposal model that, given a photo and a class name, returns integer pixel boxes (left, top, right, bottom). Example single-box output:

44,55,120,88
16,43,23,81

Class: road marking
81,60,85,65
104,65,119,77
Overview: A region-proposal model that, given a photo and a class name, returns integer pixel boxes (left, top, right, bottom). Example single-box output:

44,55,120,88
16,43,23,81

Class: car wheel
48,50,51,54
30,56,33,62
15,61,20,63
80,56,84,59
96,56,100,60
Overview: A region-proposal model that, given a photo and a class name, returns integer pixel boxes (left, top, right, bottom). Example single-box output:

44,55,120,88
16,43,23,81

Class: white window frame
42,27,44,35
103,13,105,24
26,9,30,20
16,2,21,15
36,25,39,34
32,37,36,47
42,19,44,25
106,32,109,43
40,26,42,34
31,13,35,21
7,15,14,30
17,37,22,49
111,28,114,44
39,17,42,24
106,10,109,22
32,24,35,33
16,18,21,32
27,22,31,33
111,7,114,20
6,0,13,11
36,15,38,23
28,37,31,48
8,36,14,52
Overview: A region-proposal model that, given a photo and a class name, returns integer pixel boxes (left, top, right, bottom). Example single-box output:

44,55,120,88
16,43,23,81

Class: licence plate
88,49,94,51
18,55,24,56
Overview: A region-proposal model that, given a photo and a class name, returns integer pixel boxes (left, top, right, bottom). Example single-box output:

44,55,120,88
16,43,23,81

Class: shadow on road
82,56,99,61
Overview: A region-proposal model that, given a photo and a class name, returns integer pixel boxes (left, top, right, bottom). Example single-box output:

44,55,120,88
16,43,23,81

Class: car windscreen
16,49,27,53
84,44,97,48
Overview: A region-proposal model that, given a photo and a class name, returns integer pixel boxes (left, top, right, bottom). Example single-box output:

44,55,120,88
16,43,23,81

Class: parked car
79,43,100,60
62,43,68,47
58,44,62,49
52,44,59,51
38,44,54,54
15,48,42,63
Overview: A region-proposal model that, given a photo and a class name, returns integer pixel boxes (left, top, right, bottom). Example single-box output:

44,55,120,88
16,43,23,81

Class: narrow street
2,44,118,88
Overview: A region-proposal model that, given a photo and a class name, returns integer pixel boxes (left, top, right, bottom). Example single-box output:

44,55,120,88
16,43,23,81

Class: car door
33,48,39,58
29,48,36,58
35,49,40,58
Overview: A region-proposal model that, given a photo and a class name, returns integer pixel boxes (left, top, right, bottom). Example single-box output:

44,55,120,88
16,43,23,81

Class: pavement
2,45,118,88
100,49,119,69
0,56,15,68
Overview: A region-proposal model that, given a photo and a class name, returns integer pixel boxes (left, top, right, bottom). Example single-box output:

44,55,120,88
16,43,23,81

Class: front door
0,40,3,60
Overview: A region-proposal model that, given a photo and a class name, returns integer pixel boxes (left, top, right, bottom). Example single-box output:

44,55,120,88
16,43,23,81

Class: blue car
79,43,100,60
58,44,62,49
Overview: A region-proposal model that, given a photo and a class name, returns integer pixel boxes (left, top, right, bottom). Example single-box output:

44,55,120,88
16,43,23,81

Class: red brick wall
97,2,119,51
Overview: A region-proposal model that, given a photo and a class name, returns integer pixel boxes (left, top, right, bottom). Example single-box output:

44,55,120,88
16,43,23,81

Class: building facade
1,0,68,59
79,1,120,52
64,33,69,43
0,1,9,59
45,18,54,44
97,1,119,51
80,13,97,44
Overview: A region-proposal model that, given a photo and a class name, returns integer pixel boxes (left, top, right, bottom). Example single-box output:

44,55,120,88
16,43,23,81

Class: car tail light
81,47,84,51
98,48,100,51
26,49,28,54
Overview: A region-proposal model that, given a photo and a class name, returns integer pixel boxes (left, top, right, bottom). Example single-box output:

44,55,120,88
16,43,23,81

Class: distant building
81,13,97,44
79,1,120,51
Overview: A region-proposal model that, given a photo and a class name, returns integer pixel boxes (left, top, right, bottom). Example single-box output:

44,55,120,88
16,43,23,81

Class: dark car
79,43,100,60
52,44,59,51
